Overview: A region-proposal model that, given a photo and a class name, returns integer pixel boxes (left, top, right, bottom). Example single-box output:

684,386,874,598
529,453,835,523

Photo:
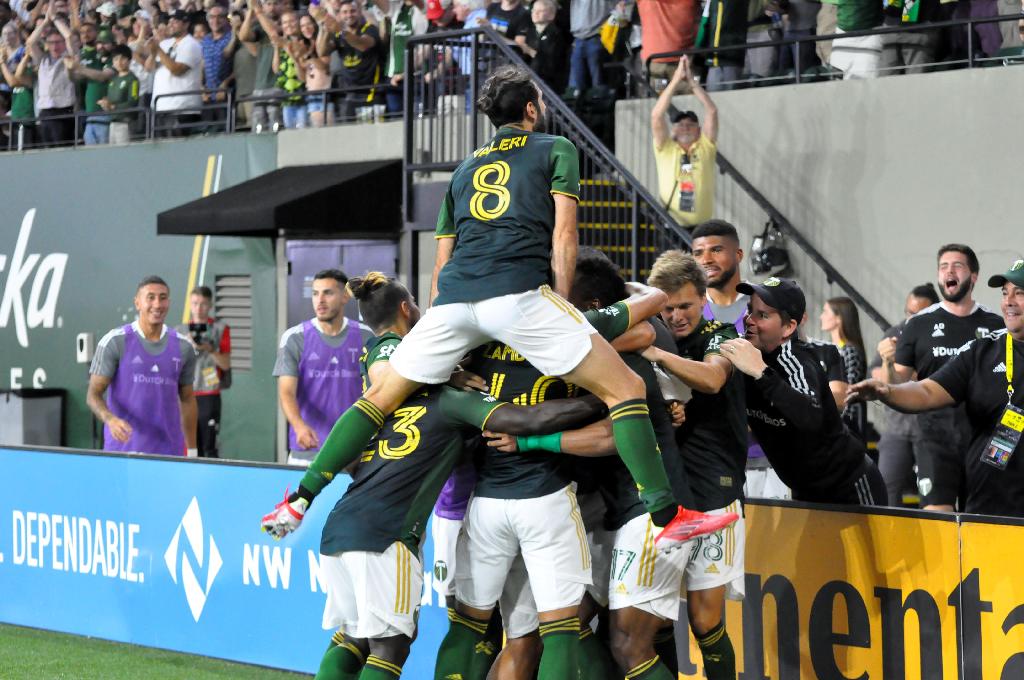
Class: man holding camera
177,286,231,458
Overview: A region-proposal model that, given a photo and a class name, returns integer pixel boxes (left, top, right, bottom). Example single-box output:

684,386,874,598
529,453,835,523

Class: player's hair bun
347,272,390,300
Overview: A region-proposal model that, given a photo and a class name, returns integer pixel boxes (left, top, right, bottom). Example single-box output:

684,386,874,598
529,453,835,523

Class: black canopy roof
157,160,402,238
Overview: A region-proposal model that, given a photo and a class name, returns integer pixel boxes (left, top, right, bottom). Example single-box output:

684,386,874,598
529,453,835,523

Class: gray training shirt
90,321,197,385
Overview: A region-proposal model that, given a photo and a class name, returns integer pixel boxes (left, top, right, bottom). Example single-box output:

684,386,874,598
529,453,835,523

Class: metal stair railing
403,26,692,281
627,64,892,331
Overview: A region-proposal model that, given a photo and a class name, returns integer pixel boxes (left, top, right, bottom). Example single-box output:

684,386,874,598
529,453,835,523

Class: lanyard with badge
981,334,1023,470
676,153,696,213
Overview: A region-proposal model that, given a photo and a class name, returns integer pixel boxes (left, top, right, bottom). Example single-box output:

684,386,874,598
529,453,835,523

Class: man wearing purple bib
87,276,198,457
274,269,374,466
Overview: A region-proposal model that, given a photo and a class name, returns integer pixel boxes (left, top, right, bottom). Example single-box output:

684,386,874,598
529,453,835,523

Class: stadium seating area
1,0,1022,149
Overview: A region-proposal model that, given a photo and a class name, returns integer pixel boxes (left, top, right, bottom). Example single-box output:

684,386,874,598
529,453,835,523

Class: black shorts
915,406,969,507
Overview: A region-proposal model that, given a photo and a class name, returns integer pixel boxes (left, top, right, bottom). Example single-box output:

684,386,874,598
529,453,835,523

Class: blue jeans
84,115,110,145
569,35,604,91
282,103,307,129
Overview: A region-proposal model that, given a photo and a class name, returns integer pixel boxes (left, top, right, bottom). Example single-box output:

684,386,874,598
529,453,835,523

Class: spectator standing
301,15,334,125
273,269,373,466
816,0,838,64
316,0,382,121
703,0,749,90
568,0,614,94
745,0,779,79
259,9,308,128
871,283,939,505
486,0,530,42
176,285,230,458
515,0,568,92
71,25,116,145
375,0,426,114
128,13,155,111
777,0,820,76
98,43,139,143
200,3,237,125
850,260,1024,518
148,10,204,135
830,0,883,78
879,0,940,75
0,33,36,149
820,296,867,436
650,55,718,229
636,0,700,93
890,244,1004,511
87,276,199,458
240,0,283,133
27,13,77,146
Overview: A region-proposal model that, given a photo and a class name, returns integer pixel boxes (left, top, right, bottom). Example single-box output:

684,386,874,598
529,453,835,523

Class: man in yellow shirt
650,55,719,228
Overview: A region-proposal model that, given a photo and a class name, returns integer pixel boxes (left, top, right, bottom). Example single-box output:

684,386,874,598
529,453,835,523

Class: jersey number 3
470,161,512,221
378,406,426,459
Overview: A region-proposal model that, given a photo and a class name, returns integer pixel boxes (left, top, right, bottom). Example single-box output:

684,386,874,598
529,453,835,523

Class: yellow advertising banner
958,519,1024,680
679,502,963,679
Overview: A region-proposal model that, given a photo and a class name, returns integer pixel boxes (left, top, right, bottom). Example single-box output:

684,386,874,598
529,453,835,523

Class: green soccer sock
466,609,502,680
314,632,365,680
625,655,675,680
577,626,618,680
359,655,403,679
538,616,580,680
653,625,678,675
696,621,736,680
609,399,676,524
301,399,385,496
434,608,491,680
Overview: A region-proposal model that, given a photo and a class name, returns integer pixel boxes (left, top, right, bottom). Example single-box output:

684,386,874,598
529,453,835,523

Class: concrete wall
276,120,404,167
616,66,1022,351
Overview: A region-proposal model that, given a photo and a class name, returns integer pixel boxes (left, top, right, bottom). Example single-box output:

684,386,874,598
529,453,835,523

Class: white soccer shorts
455,484,592,614
388,285,596,384
589,513,690,621
431,513,462,599
321,542,422,639
683,501,745,600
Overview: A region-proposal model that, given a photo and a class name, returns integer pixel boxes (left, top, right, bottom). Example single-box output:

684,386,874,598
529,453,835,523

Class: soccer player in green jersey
281,65,712,567
261,273,606,680
643,252,748,680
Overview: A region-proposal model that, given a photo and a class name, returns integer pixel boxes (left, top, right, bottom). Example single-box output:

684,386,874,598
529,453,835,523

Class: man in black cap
850,260,1022,517
718,277,886,505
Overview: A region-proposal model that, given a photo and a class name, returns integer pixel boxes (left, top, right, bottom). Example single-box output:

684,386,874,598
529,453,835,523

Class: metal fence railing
0,82,397,152
403,26,692,281
646,12,1024,88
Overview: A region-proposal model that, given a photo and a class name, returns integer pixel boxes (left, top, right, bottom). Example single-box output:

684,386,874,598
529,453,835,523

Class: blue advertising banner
0,447,447,675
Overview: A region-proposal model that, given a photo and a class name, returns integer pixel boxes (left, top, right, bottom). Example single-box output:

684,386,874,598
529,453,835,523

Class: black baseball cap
988,258,1024,288
737,277,806,321
168,9,189,21
671,110,699,124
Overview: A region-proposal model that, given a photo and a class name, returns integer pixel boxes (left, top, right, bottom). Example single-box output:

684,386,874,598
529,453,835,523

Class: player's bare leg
609,607,674,680
561,334,738,547
687,586,735,680
363,635,412,679
488,633,541,680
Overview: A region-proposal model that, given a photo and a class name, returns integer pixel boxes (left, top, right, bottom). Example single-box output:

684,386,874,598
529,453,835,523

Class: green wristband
516,431,564,453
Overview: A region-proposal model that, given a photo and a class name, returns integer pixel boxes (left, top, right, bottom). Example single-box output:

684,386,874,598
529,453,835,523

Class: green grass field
0,624,310,679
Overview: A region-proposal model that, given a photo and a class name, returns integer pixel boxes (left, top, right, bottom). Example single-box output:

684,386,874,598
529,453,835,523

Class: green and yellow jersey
673,317,747,510
434,126,581,306
321,332,506,555
468,302,630,500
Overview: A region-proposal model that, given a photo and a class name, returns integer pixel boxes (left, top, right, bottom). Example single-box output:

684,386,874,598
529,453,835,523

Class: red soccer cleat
654,506,739,551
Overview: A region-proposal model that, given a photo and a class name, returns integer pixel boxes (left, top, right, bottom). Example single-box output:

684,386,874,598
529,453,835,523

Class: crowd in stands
1,0,1020,148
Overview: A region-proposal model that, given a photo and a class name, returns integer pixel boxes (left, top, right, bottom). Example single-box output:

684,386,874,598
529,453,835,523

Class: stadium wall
4,445,1024,678
615,66,1021,340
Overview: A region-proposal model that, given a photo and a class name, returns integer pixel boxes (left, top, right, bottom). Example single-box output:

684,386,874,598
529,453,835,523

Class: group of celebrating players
260,64,883,680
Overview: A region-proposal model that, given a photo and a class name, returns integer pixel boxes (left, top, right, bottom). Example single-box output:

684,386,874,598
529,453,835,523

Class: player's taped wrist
516,432,563,453
287,484,315,507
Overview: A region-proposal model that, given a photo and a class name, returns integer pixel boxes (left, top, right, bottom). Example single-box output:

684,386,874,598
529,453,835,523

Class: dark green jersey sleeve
584,302,631,341
365,335,401,369
435,186,455,238
439,387,509,430
549,137,581,200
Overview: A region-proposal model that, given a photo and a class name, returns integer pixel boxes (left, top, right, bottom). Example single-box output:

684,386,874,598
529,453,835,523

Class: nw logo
164,497,223,622
0,209,68,348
